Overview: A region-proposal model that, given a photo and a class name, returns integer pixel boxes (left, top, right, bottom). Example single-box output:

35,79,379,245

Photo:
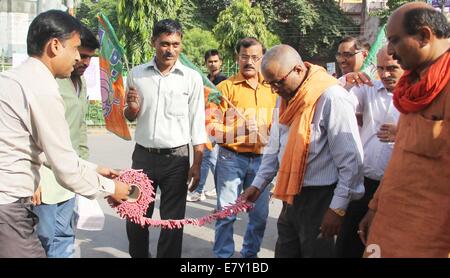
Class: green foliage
213,0,280,60
258,0,357,61
117,0,183,66
182,28,219,69
76,0,118,34
372,0,423,25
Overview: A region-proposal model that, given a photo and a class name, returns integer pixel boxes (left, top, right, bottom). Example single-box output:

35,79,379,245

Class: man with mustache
335,46,403,258
359,2,450,257
210,37,277,258
0,10,129,258
124,19,206,258
30,25,100,258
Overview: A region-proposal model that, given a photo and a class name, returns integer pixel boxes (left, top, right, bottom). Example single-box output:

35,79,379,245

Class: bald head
376,45,404,91
391,1,431,17
261,44,303,77
376,46,390,62
260,44,307,101
386,1,450,71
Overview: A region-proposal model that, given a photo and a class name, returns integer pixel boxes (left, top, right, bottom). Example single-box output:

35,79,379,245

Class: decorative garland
108,169,253,229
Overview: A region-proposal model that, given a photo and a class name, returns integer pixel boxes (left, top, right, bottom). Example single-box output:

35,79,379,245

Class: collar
232,72,268,87
146,57,185,76
26,57,59,91
373,80,393,94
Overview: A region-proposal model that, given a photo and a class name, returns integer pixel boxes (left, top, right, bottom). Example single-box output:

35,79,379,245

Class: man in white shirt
124,19,206,258
0,10,130,258
32,25,100,258
335,46,403,257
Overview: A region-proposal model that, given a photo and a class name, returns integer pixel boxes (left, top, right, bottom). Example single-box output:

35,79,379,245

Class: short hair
338,36,371,52
235,37,266,54
403,8,450,39
27,10,82,56
204,49,221,62
80,25,99,50
152,19,183,39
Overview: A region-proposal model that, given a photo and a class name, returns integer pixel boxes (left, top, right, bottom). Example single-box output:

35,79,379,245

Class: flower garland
108,169,253,229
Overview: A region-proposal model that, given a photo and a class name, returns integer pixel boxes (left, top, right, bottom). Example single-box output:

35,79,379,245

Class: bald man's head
386,2,450,70
376,46,404,91
261,45,303,75
261,44,307,101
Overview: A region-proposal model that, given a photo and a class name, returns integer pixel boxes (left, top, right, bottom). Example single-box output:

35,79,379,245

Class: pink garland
109,169,253,229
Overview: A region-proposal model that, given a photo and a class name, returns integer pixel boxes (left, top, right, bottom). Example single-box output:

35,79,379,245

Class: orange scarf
394,50,450,114
273,63,339,204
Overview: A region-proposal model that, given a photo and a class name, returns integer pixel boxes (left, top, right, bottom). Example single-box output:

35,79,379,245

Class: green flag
361,23,387,79
179,53,222,105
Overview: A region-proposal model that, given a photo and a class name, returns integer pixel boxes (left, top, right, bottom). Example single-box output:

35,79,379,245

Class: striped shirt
252,85,364,210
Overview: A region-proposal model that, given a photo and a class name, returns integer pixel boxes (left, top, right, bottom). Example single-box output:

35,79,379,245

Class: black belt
137,144,186,155
223,146,263,158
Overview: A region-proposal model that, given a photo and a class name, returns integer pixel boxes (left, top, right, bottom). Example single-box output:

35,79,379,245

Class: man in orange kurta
359,2,450,258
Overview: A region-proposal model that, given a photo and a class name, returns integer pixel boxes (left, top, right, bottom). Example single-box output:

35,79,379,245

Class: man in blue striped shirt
242,44,364,258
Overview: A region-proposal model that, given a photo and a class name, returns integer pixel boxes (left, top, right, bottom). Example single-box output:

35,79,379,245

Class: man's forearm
192,144,205,166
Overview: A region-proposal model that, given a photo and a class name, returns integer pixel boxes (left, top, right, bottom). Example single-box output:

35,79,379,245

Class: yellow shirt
212,72,277,154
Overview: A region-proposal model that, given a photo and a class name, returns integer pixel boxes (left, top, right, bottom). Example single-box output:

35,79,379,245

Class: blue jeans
195,145,218,194
213,146,271,258
33,197,76,258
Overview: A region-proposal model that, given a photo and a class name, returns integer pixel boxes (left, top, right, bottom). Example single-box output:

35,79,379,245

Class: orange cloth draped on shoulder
394,50,450,114
273,63,339,204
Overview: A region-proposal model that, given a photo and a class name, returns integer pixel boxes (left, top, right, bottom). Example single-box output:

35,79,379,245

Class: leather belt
138,144,186,155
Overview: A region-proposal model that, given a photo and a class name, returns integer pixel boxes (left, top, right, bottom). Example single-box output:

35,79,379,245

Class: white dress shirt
0,58,114,204
252,85,365,210
350,80,400,181
128,58,206,148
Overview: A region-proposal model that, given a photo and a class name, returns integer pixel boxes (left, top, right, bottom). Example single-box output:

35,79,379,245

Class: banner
98,13,131,140
361,23,387,79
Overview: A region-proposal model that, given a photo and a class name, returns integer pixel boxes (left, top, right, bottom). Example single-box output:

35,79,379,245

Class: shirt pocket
167,90,189,117
308,122,323,156
397,114,447,158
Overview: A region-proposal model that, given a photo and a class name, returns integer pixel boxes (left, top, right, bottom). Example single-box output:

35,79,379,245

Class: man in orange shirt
359,2,450,258
210,38,277,258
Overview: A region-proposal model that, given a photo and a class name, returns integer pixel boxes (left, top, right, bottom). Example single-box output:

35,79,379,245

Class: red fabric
393,50,450,113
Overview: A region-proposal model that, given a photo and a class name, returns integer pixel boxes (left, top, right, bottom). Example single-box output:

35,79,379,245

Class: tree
258,0,357,62
117,0,183,66
76,0,118,34
182,28,219,69
213,0,280,60
373,0,420,24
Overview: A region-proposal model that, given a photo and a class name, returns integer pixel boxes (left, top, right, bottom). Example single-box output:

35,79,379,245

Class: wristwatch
331,208,346,217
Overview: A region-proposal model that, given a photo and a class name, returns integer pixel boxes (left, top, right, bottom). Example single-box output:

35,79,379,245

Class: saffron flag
98,13,131,140
361,23,387,79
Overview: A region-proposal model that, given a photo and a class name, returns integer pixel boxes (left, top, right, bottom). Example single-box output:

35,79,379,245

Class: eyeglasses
238,55,263,63
262,67,296,87
335,51,362,59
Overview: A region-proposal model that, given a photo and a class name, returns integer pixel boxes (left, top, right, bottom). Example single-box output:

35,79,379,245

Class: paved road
74,130,281,258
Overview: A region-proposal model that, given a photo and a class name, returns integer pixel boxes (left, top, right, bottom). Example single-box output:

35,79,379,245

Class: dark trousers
335,177,380,258
0,200,46,258
126,144,190,258
275,185,336,258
